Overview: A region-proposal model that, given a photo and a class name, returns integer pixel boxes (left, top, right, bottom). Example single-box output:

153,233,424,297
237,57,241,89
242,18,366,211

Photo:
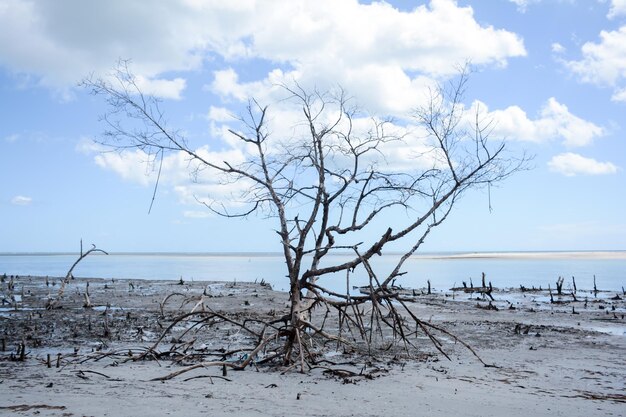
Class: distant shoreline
416,251,626,260
1,250,626,259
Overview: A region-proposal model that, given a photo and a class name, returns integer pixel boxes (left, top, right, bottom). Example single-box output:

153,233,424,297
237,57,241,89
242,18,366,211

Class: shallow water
1,252,624,293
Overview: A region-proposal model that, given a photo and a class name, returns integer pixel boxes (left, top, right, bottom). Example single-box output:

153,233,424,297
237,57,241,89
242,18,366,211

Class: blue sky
1,0,625,253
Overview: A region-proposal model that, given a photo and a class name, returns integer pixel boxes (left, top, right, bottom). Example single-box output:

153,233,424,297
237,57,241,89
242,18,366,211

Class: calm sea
1,252,624,293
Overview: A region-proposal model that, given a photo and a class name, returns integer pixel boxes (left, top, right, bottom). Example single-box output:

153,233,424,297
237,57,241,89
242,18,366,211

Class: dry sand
1,275,625,416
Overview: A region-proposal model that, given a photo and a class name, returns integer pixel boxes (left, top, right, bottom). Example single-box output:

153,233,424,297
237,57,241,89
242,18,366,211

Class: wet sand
1,275,625,416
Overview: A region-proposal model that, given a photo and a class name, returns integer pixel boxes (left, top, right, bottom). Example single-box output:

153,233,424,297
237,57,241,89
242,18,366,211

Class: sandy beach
1,275,625,416
416,251,626,260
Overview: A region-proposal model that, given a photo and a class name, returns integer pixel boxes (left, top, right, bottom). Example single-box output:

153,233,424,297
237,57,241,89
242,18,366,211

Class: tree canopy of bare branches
82,62,529,373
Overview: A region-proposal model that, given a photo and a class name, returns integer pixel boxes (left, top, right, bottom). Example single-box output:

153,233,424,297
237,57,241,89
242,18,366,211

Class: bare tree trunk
81,63,529,371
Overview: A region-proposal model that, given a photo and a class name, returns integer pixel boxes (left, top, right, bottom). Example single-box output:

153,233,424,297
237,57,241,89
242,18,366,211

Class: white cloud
211,89,448,173
75,137,105,154
3,133,19,142
92,145,246,186
207,106,234,123
210,69,244,101
134,76,186,100
210,67,307,109
611,87,626,101
608,0,626,19
0,0,204,96
251,0,526,75
207,0,525,113
565,25,626,99
547,152,619,176
0,0,525,110
84,135,255,213
86,93,449,214
467,98,604,147
93,150,157,187
508,0,539,13
509,0,578,13
11,195,32,205
551,42,565,54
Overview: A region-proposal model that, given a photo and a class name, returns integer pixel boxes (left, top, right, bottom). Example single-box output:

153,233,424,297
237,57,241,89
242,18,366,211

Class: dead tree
82,62,529,372
556,276,564,296
46,240,108,309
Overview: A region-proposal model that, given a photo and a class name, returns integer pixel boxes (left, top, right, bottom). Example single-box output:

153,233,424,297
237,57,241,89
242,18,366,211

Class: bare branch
83,63,530,370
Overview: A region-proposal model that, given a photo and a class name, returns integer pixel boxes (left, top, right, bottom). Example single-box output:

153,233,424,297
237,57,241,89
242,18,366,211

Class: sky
1,0,625,253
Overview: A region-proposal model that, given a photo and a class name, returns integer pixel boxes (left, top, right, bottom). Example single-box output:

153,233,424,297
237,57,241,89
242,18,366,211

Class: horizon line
2,249,625,257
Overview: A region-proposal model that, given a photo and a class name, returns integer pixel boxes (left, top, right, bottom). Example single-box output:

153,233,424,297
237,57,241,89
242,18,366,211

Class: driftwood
130,262,494,381
46,240,108,309
450,286,495,301
451,273,495,300
0,405,67,412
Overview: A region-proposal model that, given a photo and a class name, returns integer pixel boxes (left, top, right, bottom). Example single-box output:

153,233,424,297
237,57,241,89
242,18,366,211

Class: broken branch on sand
46,240,108,310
